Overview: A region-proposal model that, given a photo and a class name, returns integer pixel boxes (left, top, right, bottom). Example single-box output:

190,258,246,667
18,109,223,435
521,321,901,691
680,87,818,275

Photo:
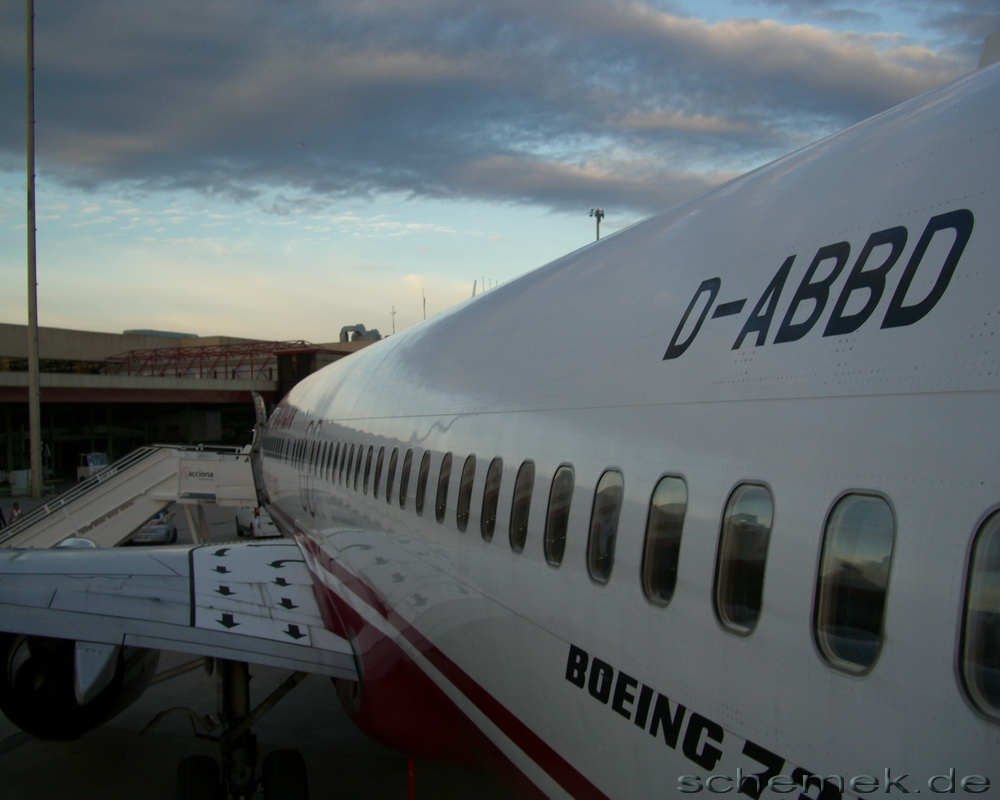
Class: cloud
0,0,991,218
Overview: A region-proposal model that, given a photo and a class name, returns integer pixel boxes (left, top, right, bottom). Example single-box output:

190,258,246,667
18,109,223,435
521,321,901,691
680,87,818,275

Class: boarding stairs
0,445,258,549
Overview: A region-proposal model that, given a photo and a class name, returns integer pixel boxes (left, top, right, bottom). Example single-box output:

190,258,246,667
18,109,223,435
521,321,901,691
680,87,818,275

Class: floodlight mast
26,0,42,498
589,208,605,241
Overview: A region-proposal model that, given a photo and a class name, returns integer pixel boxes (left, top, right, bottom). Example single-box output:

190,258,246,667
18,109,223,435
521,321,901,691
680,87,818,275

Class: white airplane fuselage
262,64,1000,799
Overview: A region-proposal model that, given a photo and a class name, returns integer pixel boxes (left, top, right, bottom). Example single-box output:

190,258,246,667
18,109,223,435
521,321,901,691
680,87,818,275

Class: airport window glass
587,470,624,584
400,449,413,508
642,476,687,607
715,483,772,634
436,453,453,524
416,451,431,516
373,447,385,498
544,466,574,566
457,455,477,532
481,457,503,542
814,493,894,673
961,511,1000,720
509,461,535,553
386,448,399,505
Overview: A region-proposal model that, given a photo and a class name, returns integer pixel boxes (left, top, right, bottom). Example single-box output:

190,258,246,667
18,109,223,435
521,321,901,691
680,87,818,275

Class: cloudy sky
0,0,996,343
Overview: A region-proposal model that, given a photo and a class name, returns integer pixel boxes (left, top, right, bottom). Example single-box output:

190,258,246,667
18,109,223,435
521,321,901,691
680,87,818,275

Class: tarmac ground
0,493,510,800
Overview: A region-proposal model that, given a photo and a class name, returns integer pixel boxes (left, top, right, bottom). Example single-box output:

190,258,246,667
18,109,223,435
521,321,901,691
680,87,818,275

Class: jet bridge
0,445,258,549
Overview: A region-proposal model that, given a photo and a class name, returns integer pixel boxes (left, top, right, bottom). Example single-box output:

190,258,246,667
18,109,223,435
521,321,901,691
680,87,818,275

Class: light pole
26,0,42,498
589,208,605,241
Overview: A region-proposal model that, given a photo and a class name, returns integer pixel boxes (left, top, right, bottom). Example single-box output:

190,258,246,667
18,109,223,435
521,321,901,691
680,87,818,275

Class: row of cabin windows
265,430,1000,723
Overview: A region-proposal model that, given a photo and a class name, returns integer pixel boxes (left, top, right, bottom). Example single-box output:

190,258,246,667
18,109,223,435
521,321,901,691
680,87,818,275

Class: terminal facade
0,323,380,489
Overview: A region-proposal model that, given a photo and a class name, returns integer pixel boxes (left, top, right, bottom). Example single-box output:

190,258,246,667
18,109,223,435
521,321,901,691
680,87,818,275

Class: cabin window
714,483,773,634
331,443,340,482
373,447,386,498
961,511,1000,720
457,455,477,532
481,457,503,542
814,493,894,673
362,446,375,495
354,445,364,491
587,470,624,584
386,448,399,505
435,453,453,523
544,466,574,567
642,476,687,607
509,461,535,553
415,451,431,515
399,449,413,508
345,444,356,486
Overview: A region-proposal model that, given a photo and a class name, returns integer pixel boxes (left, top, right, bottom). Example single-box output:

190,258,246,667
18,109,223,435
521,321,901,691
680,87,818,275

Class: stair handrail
0,443,247,546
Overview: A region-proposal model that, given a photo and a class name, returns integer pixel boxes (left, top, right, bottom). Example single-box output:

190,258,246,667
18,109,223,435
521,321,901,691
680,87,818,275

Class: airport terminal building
0,323,379,489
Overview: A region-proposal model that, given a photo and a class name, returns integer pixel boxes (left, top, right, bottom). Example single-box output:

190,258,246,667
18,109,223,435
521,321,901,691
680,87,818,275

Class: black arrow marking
216,586,235,596
218,613,239,629
268,559,305,569
273,577,291,587
212,548,231,557
278,598,299,610
284,624,306,640
213,566,231,574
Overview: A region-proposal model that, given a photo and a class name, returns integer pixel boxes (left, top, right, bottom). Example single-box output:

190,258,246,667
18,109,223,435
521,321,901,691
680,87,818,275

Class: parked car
130,511,178,545
235,506,280,539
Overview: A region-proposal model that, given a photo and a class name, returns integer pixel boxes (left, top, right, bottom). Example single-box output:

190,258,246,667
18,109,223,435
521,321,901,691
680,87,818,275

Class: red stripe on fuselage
295,529,611,800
